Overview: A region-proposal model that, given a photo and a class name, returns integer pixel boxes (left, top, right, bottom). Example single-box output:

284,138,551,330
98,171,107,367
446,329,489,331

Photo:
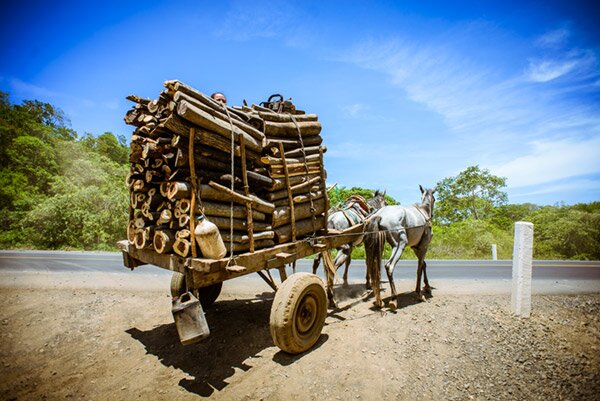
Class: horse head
368,189,387,212
419,185,436,218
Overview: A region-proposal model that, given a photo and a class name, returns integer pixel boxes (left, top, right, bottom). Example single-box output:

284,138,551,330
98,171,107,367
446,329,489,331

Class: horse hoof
374,300,383,309
342,282,349,288
415,293,426,302
388,301,397,310
424,286,432,294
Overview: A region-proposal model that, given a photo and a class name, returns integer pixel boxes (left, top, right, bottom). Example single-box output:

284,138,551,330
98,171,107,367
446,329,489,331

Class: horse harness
414,205,433,228
337,195,372,226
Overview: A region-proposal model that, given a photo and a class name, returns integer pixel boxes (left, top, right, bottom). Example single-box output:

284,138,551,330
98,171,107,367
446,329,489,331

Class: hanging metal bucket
172,291,210,345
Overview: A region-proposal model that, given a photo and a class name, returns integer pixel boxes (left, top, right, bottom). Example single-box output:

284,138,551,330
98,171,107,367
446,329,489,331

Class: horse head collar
367,189,387,213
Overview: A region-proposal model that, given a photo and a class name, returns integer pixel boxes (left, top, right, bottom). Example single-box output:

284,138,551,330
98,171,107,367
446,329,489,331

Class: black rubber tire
269,272,327,354
170,272,222,309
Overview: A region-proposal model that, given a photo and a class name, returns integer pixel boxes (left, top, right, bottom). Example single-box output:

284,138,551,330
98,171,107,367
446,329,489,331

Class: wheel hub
296,294,318,334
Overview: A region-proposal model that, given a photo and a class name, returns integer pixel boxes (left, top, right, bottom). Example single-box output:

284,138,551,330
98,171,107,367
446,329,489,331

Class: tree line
331,167,599,260
0,92,129,250
1,93,598,259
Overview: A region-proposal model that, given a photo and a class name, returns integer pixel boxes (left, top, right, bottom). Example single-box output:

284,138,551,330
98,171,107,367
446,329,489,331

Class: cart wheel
170,272,222,309
269,272,327,354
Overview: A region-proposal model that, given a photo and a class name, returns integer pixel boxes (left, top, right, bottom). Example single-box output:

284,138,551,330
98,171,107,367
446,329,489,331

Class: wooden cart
117,223,364,354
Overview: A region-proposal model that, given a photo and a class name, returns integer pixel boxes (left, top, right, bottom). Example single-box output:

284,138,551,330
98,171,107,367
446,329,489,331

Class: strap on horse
415,206,433,228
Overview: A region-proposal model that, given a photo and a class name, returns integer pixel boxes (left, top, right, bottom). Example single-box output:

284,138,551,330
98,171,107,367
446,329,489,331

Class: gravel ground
0,272,598,400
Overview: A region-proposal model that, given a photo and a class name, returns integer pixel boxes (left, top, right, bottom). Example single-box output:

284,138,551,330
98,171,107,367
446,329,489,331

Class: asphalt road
1,250,599,282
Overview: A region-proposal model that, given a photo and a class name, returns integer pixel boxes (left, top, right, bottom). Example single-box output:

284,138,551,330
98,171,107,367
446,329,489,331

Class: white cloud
489,137,600,188
525,50,597,83
9,78,122,112
214,2,291,42
339,28,600,192
526,58,579,82
535,28,570,48
10,78,61,99
341,103,370,117
510,177,600,199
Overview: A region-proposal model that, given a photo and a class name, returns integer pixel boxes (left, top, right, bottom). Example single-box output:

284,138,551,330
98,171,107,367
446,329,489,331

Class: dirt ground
0,271,599,401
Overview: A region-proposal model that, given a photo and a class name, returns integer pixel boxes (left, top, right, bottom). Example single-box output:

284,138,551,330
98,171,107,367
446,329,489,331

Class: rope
289,225,431,242
290,114,317,235
334,186,343,207
221,104,236,264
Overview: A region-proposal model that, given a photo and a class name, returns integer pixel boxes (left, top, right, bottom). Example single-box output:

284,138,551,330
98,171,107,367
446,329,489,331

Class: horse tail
364,215,384,305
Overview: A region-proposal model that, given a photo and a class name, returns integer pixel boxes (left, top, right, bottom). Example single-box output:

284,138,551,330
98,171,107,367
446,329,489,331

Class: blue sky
1,1,599,206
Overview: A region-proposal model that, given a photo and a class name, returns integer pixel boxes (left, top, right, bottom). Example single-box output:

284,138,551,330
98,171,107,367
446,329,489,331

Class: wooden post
511,222,534,317
278,267,288,282
240,135,255,253
188,127,198,258
279,143,296,242
321,250,337,307
319,147,328,235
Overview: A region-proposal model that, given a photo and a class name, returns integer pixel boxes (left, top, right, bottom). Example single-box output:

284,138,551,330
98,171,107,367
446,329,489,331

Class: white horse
364,185,436,308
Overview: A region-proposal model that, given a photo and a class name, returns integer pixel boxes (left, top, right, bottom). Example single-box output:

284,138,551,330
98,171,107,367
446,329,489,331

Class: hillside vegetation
1,93,598,259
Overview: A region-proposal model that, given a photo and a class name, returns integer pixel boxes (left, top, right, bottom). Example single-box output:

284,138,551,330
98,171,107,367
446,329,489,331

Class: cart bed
117,223,364,287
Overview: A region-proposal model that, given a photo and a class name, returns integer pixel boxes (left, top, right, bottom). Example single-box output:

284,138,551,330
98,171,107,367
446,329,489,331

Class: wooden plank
266,252,297,269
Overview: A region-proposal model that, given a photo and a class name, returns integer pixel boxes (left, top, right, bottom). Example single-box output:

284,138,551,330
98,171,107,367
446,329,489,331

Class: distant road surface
1,250,599,284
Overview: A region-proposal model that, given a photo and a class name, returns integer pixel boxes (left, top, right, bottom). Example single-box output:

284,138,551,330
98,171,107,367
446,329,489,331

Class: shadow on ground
330,283,433,314
127,293,275,397
126,283,430,397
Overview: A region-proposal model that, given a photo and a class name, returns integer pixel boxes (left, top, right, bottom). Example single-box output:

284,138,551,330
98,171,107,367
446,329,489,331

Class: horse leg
415,258,426,302
312,253,322,275
420,228,433,295
413,236,431,301
342,245,353,287
422,260,431,293
385,230,408,305
365,266,371,290
333,245,349,285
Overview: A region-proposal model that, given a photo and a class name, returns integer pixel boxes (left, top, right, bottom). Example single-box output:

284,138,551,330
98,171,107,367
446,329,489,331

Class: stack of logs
125,80,328,258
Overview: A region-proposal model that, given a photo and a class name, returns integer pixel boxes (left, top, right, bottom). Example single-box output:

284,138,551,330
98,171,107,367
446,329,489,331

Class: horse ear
432,187,437,194
419,184,424,193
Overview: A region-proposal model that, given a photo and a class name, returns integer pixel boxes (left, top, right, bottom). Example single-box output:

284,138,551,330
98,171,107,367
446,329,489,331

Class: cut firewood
124,80,327,256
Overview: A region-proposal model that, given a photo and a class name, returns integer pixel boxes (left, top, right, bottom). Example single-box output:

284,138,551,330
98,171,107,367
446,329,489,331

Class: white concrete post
511,222,534,317
491,244,497,261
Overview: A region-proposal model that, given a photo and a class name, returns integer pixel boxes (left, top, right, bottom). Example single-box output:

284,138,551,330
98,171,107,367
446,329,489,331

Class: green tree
80,132,129,165
427,217,514,259
531,206,600,260
6,135,59,192
25,141,129,250
435,165,507,224
490,203,539,230
327,185,398,208
0,92,129,250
